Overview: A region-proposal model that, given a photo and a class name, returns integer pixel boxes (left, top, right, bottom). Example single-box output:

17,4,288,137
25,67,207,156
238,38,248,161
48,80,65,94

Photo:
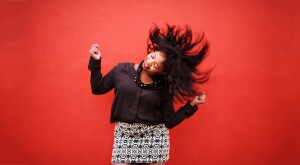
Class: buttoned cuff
183,100,198,117
88,56,101,70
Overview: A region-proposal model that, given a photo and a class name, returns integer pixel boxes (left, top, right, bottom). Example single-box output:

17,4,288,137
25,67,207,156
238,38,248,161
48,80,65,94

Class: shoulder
112,62,134,72
117,62,132,66
115,62,134,68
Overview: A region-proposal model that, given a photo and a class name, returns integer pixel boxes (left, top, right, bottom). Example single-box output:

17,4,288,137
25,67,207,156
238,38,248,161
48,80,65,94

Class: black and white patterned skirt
111,121,170,164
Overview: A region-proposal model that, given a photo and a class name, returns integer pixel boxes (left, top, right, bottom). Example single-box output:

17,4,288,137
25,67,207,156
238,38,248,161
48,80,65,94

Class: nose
147,58,154,66
148,60,155,67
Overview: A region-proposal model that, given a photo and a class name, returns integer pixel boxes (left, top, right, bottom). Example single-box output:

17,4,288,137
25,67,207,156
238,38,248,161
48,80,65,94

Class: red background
1,0,299,164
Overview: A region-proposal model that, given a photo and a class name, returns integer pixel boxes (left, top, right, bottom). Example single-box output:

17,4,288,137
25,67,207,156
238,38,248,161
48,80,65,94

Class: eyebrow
154,52,160,69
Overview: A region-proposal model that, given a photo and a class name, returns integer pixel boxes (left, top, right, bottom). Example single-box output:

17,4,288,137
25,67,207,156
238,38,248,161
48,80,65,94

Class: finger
91,43,99,49
90,46,95,52
91,44,98,50
90,49,95,55
200,97,206,101
200,93,206,97
89,49,94,54
199,99,205,103
90,50,97,55
92,47,98,53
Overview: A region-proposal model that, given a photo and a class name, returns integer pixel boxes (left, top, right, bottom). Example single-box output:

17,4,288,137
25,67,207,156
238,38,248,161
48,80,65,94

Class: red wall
1,0,299,164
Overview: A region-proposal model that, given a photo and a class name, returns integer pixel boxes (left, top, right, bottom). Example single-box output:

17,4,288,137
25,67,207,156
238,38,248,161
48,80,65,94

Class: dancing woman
88,23,214,165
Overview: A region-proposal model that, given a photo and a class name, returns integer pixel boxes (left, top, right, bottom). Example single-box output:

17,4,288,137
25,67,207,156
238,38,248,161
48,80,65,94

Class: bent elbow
164,122,175,129
91,91,100,95
91,88,102,95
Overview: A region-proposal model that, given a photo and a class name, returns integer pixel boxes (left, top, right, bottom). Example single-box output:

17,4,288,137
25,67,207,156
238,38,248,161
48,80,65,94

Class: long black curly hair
147,23,215,103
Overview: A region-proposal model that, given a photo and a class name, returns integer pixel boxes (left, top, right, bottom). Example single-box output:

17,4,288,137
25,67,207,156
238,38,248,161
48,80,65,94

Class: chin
144,70,154,76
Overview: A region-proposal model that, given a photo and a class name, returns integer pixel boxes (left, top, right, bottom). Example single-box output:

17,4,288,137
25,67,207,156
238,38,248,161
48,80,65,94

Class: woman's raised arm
88,43,115,95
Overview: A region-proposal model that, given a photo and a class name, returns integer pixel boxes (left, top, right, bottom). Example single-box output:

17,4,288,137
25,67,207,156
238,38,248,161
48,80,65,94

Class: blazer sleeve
161,96,199,129
88,56,115,95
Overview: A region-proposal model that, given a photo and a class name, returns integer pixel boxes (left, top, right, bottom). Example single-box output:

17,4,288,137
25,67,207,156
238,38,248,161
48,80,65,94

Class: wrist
91,56,101,60
190,101,196,107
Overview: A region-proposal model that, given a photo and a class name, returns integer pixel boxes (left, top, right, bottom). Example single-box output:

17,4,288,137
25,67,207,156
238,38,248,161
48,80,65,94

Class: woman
88,23,214,165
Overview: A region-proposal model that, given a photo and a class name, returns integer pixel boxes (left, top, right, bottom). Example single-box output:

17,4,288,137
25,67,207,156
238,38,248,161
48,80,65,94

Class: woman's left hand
190,92,206,106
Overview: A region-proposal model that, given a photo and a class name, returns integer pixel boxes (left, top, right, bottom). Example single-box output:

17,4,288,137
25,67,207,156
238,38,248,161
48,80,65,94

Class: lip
143,60,149,69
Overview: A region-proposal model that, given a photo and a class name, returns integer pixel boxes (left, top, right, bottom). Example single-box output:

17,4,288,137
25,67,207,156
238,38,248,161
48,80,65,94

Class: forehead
154,51,166,63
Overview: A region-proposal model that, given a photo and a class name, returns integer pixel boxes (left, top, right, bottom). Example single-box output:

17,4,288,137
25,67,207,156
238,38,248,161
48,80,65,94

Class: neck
140,69,154,84
134,60,164,88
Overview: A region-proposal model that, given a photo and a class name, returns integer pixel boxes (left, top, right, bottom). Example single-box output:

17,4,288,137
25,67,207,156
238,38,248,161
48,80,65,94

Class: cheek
149,68,161,74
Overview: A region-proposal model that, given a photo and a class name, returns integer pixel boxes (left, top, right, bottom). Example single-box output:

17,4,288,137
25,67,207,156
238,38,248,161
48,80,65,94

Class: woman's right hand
89,43,102,60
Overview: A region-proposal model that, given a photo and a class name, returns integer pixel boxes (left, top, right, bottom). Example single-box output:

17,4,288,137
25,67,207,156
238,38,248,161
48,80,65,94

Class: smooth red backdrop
1,0,299,165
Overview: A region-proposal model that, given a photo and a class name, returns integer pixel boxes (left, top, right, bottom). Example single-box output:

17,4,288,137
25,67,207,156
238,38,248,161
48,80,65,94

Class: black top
88,56,199,129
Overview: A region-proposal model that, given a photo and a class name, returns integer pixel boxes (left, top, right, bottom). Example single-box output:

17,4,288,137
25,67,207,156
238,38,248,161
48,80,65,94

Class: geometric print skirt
111,121,170,164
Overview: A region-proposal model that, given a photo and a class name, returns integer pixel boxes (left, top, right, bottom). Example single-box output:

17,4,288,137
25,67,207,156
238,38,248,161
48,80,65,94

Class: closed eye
151,52,160,69
151,54,155,59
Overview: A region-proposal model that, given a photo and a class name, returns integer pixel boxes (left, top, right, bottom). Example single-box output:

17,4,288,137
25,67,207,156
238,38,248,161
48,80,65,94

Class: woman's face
142,51,166,76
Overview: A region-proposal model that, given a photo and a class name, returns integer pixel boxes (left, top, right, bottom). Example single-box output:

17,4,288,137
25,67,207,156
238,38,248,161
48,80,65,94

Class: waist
114,121,168,137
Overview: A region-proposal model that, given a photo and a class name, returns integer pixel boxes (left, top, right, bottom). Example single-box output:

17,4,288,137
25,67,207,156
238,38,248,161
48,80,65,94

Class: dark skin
89,43,206,165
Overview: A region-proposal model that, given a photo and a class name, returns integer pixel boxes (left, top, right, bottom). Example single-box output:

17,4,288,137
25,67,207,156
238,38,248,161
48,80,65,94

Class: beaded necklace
134,60,164,89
